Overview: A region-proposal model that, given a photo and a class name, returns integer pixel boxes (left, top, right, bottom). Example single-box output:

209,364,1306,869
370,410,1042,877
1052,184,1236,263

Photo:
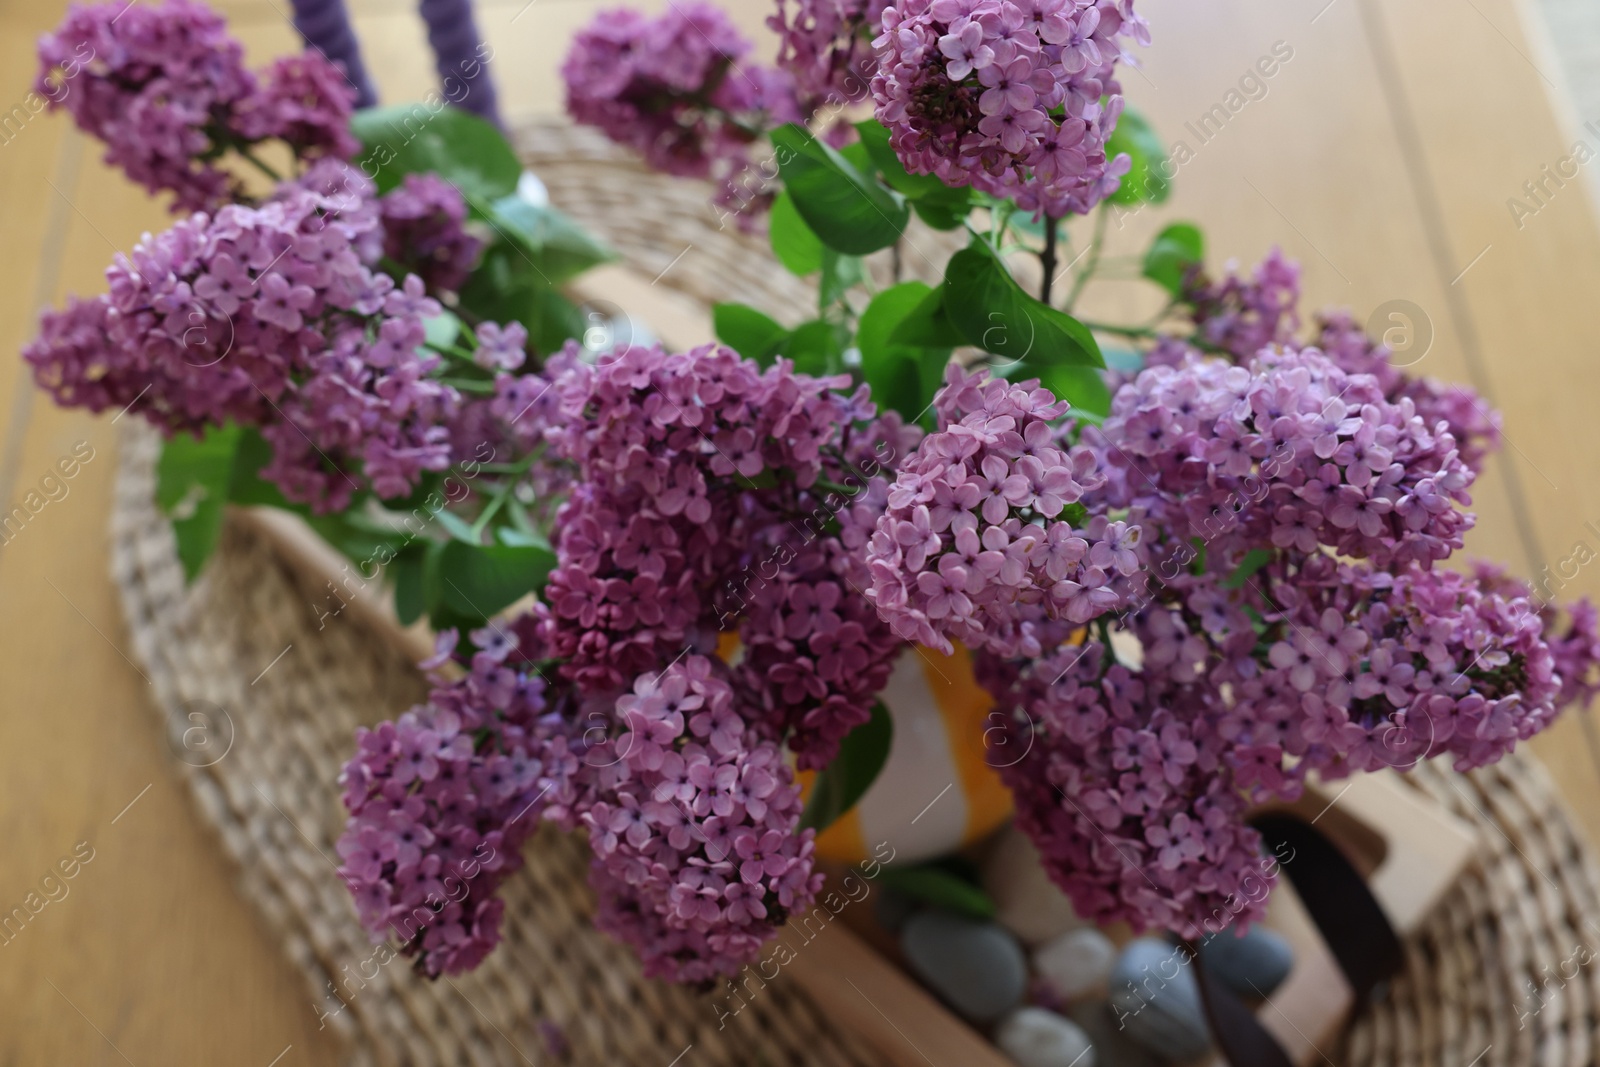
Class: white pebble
996,1007,1097,1067
1034,928,1116,1002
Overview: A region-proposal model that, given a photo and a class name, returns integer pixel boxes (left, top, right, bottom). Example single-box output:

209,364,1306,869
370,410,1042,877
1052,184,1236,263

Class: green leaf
819,250,866,311
1106,107,1171,206
770,191,826,276
1143,222,1205,297
889,286,967,349
392,548,427,626
853,119,945,200
457,242,586,354
800,701,893,833
225,427,294,509
482,195,614,285
770,124,909,256
859,281,933,363
421,539,448,620
779,319,848,376
943,240,1103,368
855,119,974,230
838,139,875,180
912,196,974,231
351,104,522,204
430,506,482,545
1222,548,1275,590
157,424,243,582
495,526,551,550
858,281,951,421
879,863,998,920
435,541,556,622
714,302,789,364
1037,364,1112,420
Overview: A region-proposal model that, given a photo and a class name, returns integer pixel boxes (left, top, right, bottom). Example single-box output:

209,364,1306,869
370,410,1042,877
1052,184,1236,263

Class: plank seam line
1354,0,1546,577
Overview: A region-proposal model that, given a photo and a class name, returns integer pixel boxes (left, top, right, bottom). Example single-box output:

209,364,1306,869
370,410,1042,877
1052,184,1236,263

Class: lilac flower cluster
1175,249,1504,474
24,163,460,512
771,0,893,108
541,343,911,772
870,0,1149,218
868,364,1137,657
339,624,585,976
873,237,1597,938
1179,247,1301,361
341,623,830,981
1105,345,1476,568
1475,562,1600,717
1313,310,1503,473
731,464,912,769
562,4,802,213
37,0,358,213
983,547,1573,941
377,173,486,293
582,658,822,982
984,640,1270,936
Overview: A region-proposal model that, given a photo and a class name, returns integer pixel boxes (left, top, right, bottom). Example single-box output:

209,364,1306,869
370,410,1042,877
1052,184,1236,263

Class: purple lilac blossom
37,0,358,213
340,628,826,982
1102,344,1476,568
539,340,914,768
377,173,486,293
338,621,586,976
869,0,1149,218
1180,247,1301,361
770,0,893,109
867,364,1139,657
24,162,457,512
871,242,1599,940
582,657,823,982
562,4,803,219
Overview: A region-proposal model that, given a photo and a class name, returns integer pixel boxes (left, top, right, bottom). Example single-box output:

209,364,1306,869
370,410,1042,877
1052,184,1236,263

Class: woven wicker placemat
104,120,1600,1067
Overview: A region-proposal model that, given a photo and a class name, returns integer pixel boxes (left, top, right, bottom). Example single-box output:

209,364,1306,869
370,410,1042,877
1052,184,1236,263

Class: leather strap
1188,811,1404,1066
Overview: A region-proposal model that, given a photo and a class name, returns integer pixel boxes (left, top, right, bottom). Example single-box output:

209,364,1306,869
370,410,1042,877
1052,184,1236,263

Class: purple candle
289,0,377,108
418,0,503,127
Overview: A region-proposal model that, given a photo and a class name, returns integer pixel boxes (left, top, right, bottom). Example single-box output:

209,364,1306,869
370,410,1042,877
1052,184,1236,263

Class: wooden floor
2,0,1599,1062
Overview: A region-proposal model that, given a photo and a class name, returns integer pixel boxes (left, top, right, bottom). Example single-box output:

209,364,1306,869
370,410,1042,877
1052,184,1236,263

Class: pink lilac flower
867,364,1137,656
978,551,1575,938
377,173,485,293
562,4,803,218
1313,309,1502,474
343,631,826,983
536,340,916,769
236,52,361,159
771,0,894,109
981,640,1271,938
24,163,460,512
1102,344,1476,568
37,0,357,213
869,0,1148,217
1180,247,1301,361
1473,562,1600,717
337,621,584,977
580,657,823,982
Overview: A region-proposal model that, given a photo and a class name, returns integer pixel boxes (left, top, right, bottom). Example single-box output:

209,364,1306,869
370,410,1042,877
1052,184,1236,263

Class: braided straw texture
106,120,1600,1066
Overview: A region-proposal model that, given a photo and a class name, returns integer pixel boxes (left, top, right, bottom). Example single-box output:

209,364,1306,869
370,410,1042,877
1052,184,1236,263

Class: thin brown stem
1038,215,1059,304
